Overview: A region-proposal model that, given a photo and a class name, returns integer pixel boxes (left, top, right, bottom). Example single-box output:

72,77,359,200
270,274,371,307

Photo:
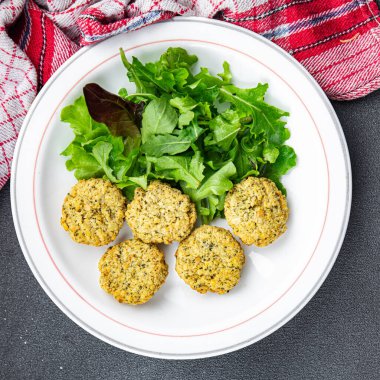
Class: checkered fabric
1,0,379,189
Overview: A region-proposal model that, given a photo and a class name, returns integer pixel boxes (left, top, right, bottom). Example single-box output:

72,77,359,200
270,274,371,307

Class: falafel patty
224,176,288,247
98,239,168,305
175,225,245,294
125,180,196,244
61,178,126,246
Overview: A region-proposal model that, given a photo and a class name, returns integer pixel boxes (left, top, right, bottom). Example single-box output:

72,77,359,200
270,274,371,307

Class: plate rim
10,16,352,359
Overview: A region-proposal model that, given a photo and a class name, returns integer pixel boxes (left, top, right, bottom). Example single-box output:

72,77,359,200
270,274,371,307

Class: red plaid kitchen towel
1,0,380,189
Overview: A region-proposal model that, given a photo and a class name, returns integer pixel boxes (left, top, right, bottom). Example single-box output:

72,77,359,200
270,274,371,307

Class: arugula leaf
262,145,297,193
118,175,148,190
120,49,146,93
189,162,236,201
141,127,197,157
117,174,148,200
182,162,236,223
169,96,198,113
141,98,178,143
121,52,176,93
234,144,259,181
148,152,205,189
186,80,220,104
205,109,241,150
198,193,227,224
113,149,139,181
170,96,197,127
194,67,224,88
220,84,290,145
182,162,236,209
178,111,194,127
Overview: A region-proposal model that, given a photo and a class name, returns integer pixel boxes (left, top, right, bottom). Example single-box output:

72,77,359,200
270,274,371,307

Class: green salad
61,47,296,223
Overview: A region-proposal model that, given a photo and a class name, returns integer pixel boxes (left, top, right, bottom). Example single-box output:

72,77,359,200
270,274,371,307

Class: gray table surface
1,88,380,379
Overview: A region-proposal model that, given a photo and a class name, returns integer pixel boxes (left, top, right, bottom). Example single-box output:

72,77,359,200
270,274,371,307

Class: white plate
11,18,351,359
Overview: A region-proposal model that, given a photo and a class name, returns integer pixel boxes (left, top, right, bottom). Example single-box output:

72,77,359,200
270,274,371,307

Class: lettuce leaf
83,83,144,138
141,97,178,143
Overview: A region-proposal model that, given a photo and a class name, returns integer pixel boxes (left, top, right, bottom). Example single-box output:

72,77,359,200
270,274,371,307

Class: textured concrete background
1,89,380,379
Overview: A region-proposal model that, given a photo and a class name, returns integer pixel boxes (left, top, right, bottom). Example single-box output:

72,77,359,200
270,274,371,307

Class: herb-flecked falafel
61,178,126,246
224,176,288,247
175,225,245,294
98,239,168,305
125,180,196,244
